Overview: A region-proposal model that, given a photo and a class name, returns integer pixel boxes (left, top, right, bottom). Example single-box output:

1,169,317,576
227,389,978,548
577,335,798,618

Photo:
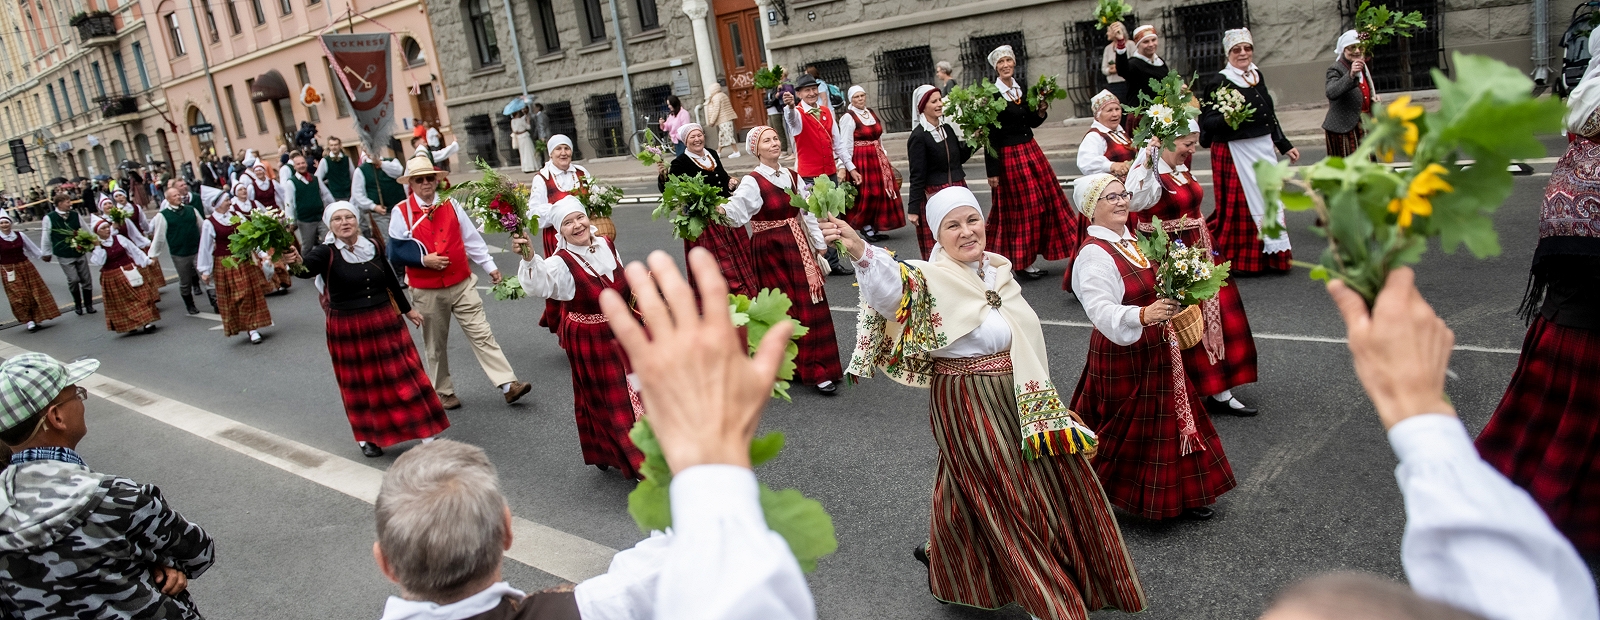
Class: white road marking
192,312,222,321
0,339,619,582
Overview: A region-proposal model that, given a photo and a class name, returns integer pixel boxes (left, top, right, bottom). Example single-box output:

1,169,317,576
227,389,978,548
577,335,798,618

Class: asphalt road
0,139,1567,619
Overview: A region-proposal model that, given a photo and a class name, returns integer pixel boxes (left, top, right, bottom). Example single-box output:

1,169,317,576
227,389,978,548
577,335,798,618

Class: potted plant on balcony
72,11,116,39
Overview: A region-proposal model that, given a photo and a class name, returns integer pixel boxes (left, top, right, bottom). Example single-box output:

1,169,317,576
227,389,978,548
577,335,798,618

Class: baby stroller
1557,1,1600,98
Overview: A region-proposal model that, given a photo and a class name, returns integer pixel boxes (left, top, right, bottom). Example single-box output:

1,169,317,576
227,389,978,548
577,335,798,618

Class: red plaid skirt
918,182,965,260
215,262,273,336
1476,317,1600,555
1324,127,1364,159
685,223,757,298
750,225,842,385
101,267,159,333
141,263,166,290
1208,142,1291,274
561,315,645,478
1183,280,1258,396
326,304,449,446
988,141,1080,268
1,261,60,323
845,141,907,233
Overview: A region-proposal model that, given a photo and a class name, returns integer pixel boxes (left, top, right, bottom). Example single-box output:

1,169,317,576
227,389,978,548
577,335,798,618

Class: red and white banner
321,33,393,158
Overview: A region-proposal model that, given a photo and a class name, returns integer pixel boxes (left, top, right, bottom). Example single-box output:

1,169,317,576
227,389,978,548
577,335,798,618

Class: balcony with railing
70,12,118,47
95,93,139,121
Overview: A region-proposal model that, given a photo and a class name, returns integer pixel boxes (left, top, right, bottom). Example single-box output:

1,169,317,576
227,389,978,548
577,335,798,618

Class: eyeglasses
412,177,439,184
74,386,88,402
51,386,87,407
1099,192,1133,203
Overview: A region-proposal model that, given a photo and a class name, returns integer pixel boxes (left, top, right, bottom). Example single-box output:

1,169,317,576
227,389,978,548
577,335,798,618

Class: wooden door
716,8,765,131
415,84,440,126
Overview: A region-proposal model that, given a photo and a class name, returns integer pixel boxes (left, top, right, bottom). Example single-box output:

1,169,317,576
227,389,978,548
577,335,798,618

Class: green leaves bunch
1026,75,1069,112
754,65,785,90
1094,0,1133,29
655,174,733,242
223,207,305,274
57,228,98,255
1354,1,1427,53
729,288,810,402
944,81,1008,157
444,158,537,235
788,175,853,256
573,178,624,219
1134,217,1232,305
1125,73,1199,151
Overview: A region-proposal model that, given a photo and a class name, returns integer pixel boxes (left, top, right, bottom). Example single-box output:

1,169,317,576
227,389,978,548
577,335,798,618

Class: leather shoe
1204,397,1258,417
360,442,384,458
439,393,462,410
1184,506,1215,520
815,381,838,396
912,544,929,568
504,381,532,404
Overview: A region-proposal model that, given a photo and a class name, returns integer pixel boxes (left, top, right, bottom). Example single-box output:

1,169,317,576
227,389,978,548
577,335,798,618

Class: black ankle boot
70,287,83,316
82,287,96,314
206,289,219,313
182,293,199,315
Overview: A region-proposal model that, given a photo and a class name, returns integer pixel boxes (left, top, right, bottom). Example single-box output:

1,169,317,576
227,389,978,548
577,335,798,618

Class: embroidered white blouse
1070,225,1150,346
852,244,1013,358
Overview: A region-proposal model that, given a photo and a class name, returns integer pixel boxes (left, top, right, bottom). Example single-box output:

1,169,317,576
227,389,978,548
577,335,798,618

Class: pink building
142,0,451,165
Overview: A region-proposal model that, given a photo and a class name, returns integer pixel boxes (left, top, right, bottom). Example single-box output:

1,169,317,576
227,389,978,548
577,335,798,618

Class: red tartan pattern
988,141,1080,268
100,268,159,334
1090,128,1139,167
916,182,965,260
1475,317,1600,556
1070,237,1236,519
537,170,585,335
0,261,60,323
214,261,273,336
1324,127,1365,158
926,367,1146,618
140,264,166,295
684,222,757,298
557,246,645,478
1207,142,1291,274
845,111,906,233
748,170,842,384
325,304,449,446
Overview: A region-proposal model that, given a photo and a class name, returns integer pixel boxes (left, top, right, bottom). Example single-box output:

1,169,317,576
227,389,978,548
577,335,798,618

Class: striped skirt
0,261,60,323
140,263,166,295
926,353,1146,619
215,261,273,336
100,266,159,333
1324,127,1365,159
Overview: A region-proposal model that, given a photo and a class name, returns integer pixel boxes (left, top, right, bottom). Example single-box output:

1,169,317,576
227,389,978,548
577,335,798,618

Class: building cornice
443,57,694,107
161,0,421,89
766,0,1062,49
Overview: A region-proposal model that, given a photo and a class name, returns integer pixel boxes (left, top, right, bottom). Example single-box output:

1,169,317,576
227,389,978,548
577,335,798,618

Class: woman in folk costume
1076,90,1137,180
289,202,446,459
87,216,160,335
726,126,844,395
983,45,1080,281
514,197,645,479
829,186,1146,620
835,85,906,241
1324,30,1378,158
113,188,168,295
0,212,60,332
527,134,591,336
1475,34,1600,556
198,182,275,344
1200,28,1301,275
906,85,974,261
1125,124,1260,417
1110,23,1176,131
654,122,756,297
1069,173,1235,521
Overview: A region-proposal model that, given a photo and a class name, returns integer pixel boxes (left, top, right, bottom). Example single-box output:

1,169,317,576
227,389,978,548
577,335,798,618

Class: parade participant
197,182,275,344
1111,23,1177,121
906,85,973,261
286,152,337,251
1076,89,1137,179
315,136,358,201
0,212,59,332
87,216,160,335
984,44,1079,281
147,185,212,315
1475,36,1600,556
1200,28,1300,275
781,74,850,274
528,134,591,335
1125,126,1260,416
510,109,539,173
39,193,95,315
356,150,405,248
827,186,1147,619
834,85,906,242
514,197,645,478
1324,30,1376,158
290,202,446,459
1101,23,1129,103
1069,172,1236,521
245,155,286,213
109,188,149,234
103,192,165,296
654,122,756,297
388,151,531,410
725,126,843,395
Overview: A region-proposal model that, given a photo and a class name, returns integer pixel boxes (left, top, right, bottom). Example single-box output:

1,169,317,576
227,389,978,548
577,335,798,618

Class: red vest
850,110,884,142
794,105,836,178
210,217,239,257
252,180,279,209
1091,128,1138,164
400,194,473,289
0,235,26,264
99,237,135,271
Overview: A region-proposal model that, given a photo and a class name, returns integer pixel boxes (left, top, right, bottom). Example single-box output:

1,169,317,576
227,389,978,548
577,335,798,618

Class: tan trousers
409,274,518,396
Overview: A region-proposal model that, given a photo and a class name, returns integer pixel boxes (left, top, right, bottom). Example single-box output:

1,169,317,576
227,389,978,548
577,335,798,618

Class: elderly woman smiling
822,187,1145,620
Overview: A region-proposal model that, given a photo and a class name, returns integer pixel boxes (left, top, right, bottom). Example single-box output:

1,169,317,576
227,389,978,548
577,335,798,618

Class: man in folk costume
527,134,590,336
356,149,407,250
285,152,337,252
316,136,358,202
387,151,532,410
40,193,96,315
781,74,852,275
198,183,275,344
147,182,222,315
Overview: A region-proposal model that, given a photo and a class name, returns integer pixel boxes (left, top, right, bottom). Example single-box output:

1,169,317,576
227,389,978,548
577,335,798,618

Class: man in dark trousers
39,193,94,315
148,181,225,314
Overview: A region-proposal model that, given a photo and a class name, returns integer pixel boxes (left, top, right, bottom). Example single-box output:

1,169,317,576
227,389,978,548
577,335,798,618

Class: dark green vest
159,206,202,257
291,175,323,222
45,209,82,258
323,156,353,200
362,162,406,208
187,189,205,215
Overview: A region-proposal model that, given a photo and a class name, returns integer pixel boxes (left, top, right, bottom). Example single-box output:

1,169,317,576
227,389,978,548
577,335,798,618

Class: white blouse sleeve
1076,131,1111,176
1070,244,1145,346
122,237,151,268
516,254,576,301
146,215,168,258
1124,149,1162,213
851,245,909,316
380,158,405,178
527,176,551,224
18,234,44,260
833,114,856,171
723,175,764,227
197,221,216,275
122,224,150,249
88,244,107,268
431,141,461,163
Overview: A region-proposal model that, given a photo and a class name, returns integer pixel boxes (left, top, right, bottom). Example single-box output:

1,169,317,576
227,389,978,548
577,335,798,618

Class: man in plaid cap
0,353,215,619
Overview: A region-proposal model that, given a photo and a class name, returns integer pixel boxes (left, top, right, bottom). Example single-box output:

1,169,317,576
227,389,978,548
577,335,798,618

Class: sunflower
1386,95,1423,156
1387,163,1452,229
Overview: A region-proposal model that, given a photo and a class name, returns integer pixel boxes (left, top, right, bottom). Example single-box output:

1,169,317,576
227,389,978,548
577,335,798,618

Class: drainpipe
1532,0,1550,86
607,0,638,140
184,6,234,156
498,0,531,102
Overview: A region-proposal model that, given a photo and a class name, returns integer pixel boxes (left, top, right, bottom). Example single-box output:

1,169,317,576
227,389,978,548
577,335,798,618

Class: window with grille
585,93,626,157
1338,0,1439,92
1064,17,1139,117
579,0,607,44
466,0,501,66
873,46,933,132
546,101,582,159
806,58,851,92
635,0,658,31
1163,0,1247,79
633,84,671,140
960,32,1027,86
533,0,560,52
464,114,500,166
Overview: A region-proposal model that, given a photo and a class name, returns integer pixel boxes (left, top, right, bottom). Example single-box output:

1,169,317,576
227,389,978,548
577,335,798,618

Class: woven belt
566,312,607,325
933,351,1013,376
750,218,825,304
853,140,901,201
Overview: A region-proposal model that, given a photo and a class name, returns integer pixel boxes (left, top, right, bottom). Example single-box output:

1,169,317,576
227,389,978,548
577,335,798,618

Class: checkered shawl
847,248,1095,459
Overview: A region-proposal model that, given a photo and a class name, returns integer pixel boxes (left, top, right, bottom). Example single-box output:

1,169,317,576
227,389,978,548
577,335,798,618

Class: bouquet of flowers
788,175,852,255
572,177,624,219
944,81,1007,157
1026,74,1069,112
1126,72,1199,150
1353,1,1426,54
1134,217,1231,305
103,206,131,228
754,65,785,90
1094,0,1133,29
1209,85,1256,130
56,228,99,255
441,160,537,300
1254,53,1564,305
634,129,671,168
224,207,305,274
655,173,733,242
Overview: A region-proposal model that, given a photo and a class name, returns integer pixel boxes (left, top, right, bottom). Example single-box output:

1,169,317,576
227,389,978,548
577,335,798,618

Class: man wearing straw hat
388,150,532,410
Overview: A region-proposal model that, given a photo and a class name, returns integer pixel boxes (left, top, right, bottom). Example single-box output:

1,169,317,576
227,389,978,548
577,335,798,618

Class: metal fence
1063,16,1140,117
1162,0,1249,79
546,101,582,160
873,46,934,132
633,84,671,143
584,94,627,158
463,114,500,167
959,31,1028,86
1338,0,1441,92
807,57,852,89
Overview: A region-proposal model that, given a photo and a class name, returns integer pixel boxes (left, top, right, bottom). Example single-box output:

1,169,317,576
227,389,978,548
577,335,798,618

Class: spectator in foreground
1262,573,1485,620
0,353,216,618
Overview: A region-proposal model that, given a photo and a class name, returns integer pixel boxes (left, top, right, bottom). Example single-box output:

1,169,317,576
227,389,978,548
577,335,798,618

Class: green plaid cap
0,353,99,432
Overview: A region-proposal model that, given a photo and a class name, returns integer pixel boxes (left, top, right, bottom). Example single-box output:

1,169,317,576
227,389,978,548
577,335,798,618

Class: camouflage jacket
0,456,215,619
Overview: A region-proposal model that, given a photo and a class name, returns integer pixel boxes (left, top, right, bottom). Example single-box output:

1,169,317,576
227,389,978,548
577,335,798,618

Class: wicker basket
590,216,616,240
1170,304,1204,350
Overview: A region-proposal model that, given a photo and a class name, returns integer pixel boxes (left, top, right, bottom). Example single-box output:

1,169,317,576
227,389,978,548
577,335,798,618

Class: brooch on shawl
985,290,1002,309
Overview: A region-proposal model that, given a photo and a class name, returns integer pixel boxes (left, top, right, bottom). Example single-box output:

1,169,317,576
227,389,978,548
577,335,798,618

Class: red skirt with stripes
749,223,841,385
1,261,60,323
101,267,159,333
560,314,645,478
1475,317,1600,555
215,261,273,336
326,304,449,446
917,182,965,260
844,141,907,233
1207,142,1291,274
684,223,757,298
987,141,1080,268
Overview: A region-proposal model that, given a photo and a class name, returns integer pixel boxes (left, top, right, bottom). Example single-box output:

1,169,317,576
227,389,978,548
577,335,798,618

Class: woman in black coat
1111,22,1176,131
1323,29,1376,157
905,85,973,260
653,122,756,296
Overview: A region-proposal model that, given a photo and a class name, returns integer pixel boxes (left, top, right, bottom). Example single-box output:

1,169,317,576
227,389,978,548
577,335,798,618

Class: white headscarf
320,201,375,263
1567,34,1600,134
0,211,15,241
545,196,586,233
925,186,984,236
547,134,574,152
1223,28,1252,54
1073,173,1119,219
912,85,944,141
986,45,1015,68
846,85,875,125
675,122,703,144
1333,30,1373,86
1090,89,1119,114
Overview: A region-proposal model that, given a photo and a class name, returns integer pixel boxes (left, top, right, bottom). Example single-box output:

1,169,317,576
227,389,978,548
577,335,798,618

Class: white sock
249,330,260,338
1212,389,1233,402
500,383,513,394
421,436,436,444
25,321,35,329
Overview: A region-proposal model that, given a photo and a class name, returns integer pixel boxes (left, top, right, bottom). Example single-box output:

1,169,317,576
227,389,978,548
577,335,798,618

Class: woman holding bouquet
1125,125,1260,416
984,45,1080,281
198,184,275,344
725,126,843,395
1199,28,1300,275
835,85,906,242
110,189,168,296
88,216,161,335
288,202,446,458
513,196,644,478
1069,172,1236,521
906,85,973,260
654,122,756,297
825,186,1147,619
529,134,591,335
1111,23,1176,129
0,212,60,332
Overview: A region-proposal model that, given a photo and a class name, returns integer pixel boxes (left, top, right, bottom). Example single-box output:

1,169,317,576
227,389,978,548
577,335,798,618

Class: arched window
402,37,426,67
111,139,126,166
